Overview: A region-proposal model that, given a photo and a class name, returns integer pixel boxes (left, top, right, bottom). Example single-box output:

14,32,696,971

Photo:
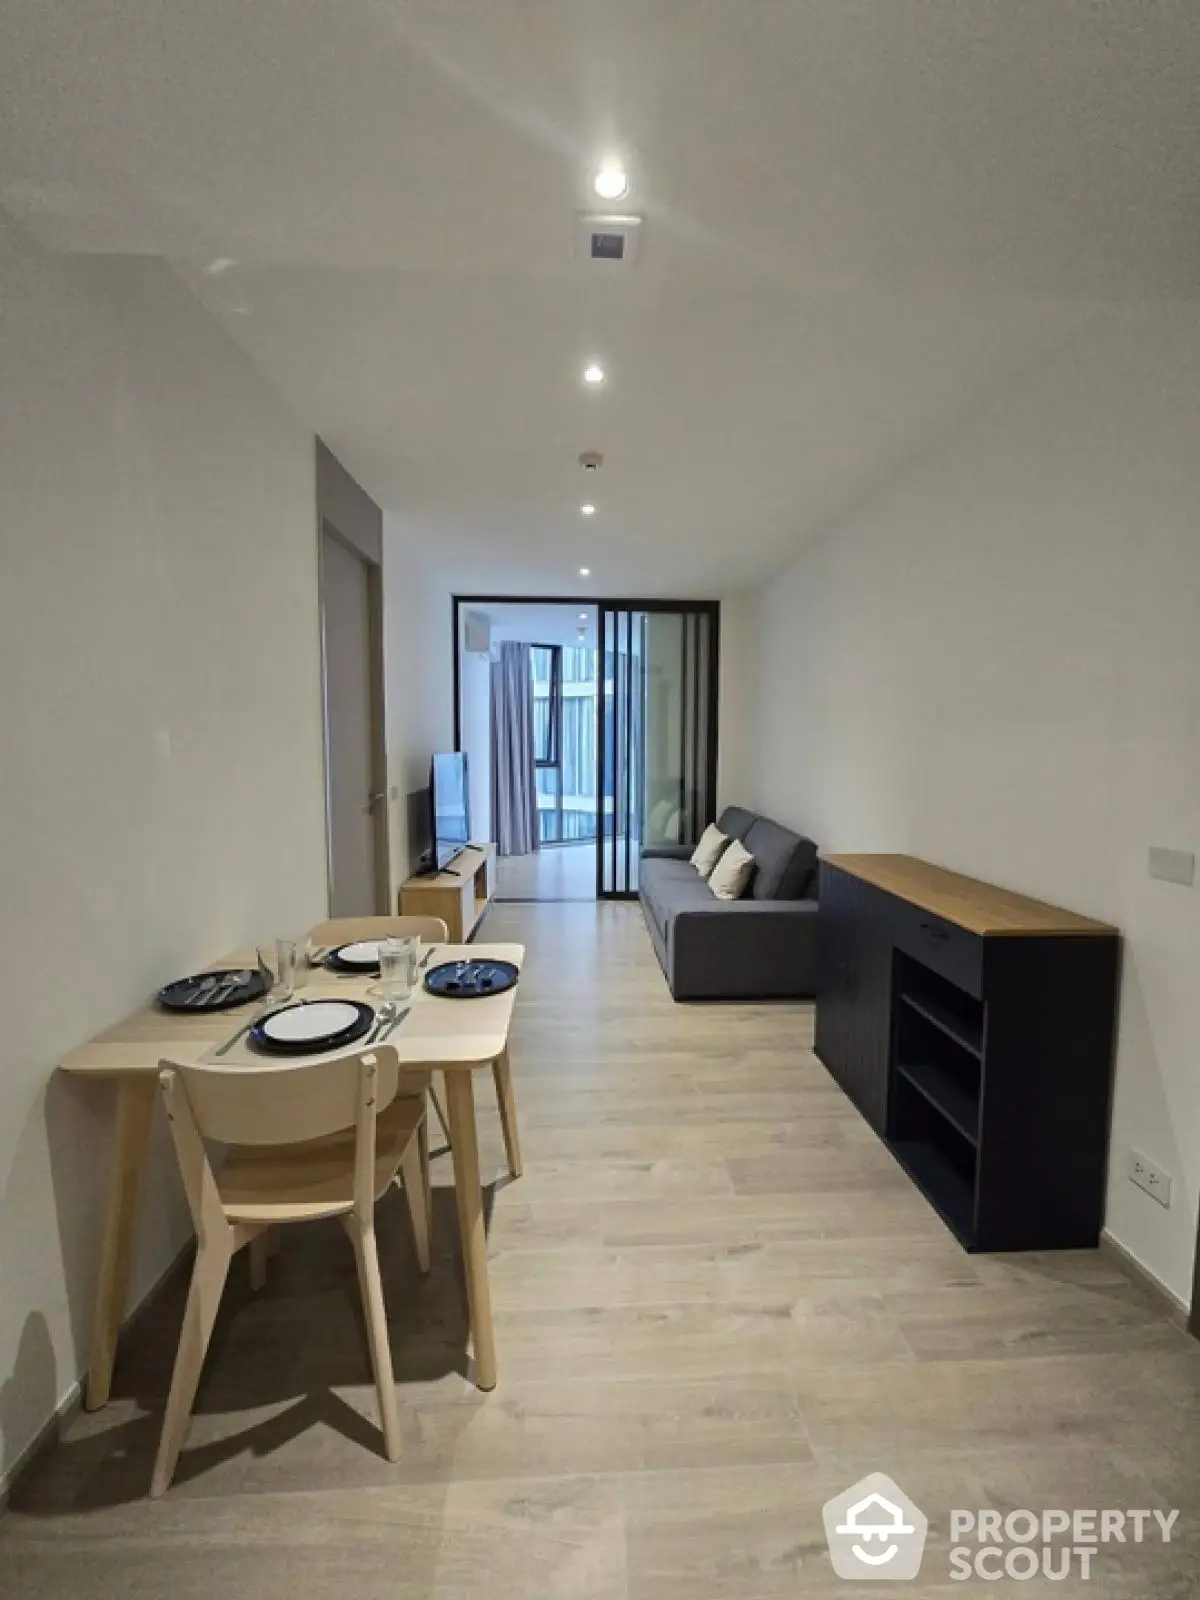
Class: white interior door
321,528,386,915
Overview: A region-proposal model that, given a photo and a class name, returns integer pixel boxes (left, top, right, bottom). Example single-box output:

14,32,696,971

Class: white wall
381,520,453,891
717,592,754,813
0,212,329,1484
750,306,1200,1304
459,643,493,845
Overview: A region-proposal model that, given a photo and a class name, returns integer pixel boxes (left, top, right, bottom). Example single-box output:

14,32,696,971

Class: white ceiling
3,1,1197,595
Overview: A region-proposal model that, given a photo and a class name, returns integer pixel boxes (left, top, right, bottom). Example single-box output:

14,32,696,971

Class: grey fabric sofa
639,805,820,1000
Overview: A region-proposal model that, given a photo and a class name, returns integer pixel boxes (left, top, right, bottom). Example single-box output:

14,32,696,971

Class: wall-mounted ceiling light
581,503,596,516
579,567,591,577
592,162,629,202
582,362,606,386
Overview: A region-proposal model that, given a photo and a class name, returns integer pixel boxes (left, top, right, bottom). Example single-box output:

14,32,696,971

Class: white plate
261,1001,362,1043
336,940,381,967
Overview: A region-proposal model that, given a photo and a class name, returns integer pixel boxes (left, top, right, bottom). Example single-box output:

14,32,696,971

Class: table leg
443,1070,497,1391
492,1047,523,1179
85,1075,157,1410
429,1072,453,1151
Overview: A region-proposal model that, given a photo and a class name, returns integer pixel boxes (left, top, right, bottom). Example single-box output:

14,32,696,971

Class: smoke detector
578,451,603,472
575,213,642,266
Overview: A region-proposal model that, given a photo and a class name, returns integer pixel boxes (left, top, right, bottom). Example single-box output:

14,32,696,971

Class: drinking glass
378,936,417,999
274,936,302,1001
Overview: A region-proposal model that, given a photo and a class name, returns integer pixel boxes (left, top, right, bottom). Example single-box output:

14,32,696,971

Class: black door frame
450,595,721,901
596,600,721,899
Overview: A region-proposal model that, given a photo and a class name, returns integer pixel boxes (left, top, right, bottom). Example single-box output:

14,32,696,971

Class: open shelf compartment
887,949,982,1247
895,951,985,1058
888,1135,977,1249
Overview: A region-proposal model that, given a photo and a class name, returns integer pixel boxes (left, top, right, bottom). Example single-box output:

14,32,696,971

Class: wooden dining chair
306,915,522,1180
152,1046,430,1496
308,914,450,948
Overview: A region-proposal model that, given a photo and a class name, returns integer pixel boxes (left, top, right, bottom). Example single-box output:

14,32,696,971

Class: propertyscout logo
824,1475,929,1579
822,1474,1181,1582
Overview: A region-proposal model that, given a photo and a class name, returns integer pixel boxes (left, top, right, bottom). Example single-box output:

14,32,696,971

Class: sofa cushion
708,838,756,900
716,805,757,844
639,856,708,937
743,816,818,901
690,823,730,879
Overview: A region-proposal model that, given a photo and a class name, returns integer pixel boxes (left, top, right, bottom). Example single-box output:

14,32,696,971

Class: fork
208,969,251,1006
376,1005,410,1043
368,1001,398,1043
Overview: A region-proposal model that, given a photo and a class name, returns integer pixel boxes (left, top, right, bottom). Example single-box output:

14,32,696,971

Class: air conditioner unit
462,611,491,655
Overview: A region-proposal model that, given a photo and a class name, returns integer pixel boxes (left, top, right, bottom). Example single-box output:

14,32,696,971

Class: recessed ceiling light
579,612,587,620
592,162,629,202
581,502,596,516
582,362,605,386
579,567,591,577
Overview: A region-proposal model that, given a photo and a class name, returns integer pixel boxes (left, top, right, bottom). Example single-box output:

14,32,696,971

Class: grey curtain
490,641,540,856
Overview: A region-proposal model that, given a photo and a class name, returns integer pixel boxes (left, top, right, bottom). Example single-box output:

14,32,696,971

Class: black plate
248,1000,375,1057
424,959,519,999
158,968,269,1013
325,942,381,975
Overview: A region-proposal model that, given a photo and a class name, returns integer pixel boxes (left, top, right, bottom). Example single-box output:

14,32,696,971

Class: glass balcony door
598,603,719,897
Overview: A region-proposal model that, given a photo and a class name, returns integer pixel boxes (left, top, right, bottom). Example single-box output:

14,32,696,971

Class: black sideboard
816,854,1120,1252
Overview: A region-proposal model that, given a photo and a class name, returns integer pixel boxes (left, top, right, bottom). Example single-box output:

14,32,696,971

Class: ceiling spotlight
582,362,605,386
579,567,591,577
592,162,629,202
581,502,596,516
579,612,587,620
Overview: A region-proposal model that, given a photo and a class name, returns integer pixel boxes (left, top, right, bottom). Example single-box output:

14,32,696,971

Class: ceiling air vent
575,213,642,266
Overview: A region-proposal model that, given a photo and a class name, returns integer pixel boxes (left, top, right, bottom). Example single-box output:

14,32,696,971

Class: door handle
365,792,387,812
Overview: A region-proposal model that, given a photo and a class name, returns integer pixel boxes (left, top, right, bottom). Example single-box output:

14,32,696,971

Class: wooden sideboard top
822,853,1118,938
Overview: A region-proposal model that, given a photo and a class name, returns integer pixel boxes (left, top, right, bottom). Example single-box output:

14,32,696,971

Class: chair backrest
159,1046,406,1235
309,914,449,947
164,1045,403,1148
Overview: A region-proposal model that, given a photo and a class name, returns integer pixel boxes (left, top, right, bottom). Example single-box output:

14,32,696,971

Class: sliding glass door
597,602,719,897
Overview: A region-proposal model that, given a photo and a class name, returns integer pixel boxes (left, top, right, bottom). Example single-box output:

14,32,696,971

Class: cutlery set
214,995,408,1058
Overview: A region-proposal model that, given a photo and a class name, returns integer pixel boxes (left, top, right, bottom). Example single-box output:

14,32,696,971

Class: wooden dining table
58,941,525,1408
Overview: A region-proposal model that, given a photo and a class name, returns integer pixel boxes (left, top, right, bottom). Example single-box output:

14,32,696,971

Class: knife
213,996,306,1057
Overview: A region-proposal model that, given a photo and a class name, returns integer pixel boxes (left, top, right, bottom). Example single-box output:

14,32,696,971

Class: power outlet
1128,1149,1172,1209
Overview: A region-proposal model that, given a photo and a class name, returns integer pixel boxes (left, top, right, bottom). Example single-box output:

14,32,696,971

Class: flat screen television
431,751,471,870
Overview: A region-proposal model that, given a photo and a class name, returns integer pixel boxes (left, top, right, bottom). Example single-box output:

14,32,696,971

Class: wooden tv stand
399,843,496,943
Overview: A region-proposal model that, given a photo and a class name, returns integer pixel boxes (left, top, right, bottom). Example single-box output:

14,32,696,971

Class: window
530,644,598,846
531,646,561,766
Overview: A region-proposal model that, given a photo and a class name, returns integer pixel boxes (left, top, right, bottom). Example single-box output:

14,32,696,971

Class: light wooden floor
496,842,597,901
4,901,1199,1596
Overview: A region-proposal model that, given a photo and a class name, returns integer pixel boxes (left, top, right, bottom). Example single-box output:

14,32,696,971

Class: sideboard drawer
892,902,984,997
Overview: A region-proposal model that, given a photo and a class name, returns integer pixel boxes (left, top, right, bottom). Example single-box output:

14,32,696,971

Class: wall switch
1148,847,1195,886
1128,1149,1172,1208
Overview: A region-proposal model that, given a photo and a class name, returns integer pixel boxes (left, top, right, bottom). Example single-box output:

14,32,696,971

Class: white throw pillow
663,808,682,842
708,838,756,900
690,823,730,879
648,798,673,837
